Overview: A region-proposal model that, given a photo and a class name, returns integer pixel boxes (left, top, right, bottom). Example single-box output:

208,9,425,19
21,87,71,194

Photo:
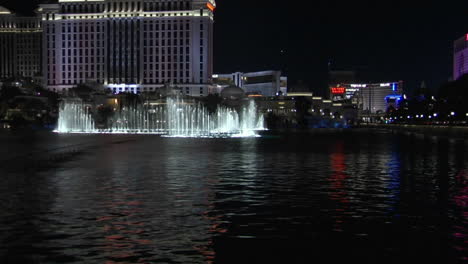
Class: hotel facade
212,71,288,97
0,6,42,79
39,0,216,96
454,34,468,81
330,82,403,114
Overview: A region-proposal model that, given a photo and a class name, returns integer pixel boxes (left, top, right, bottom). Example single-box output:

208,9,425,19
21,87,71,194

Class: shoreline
260,124,468,140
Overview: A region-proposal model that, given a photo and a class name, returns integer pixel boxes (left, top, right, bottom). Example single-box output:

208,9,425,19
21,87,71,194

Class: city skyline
1,0,468,95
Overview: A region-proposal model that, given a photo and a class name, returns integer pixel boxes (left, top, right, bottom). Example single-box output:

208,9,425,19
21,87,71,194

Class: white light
466,113,468,117
407,116,411,119
421,115,424,118
451,112,455,116
416,115,419,118
433,113,438,117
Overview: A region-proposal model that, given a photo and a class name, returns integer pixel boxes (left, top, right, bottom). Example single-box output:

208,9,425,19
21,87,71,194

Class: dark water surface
0,130,467,264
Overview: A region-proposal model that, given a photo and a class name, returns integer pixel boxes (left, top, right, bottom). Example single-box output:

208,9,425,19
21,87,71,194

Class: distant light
407,116,411,119
433,113,438,117
416,115,419,118
207,2,216,12
466,113,468,117
451,112,455,116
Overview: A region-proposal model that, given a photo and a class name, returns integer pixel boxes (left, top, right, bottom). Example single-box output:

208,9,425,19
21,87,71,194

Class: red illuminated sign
331,87,346,94
207,2,216,12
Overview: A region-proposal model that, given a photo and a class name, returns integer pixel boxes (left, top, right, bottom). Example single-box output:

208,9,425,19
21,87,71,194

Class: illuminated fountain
56,97,265,137
57,100,96,133
166,97,264,137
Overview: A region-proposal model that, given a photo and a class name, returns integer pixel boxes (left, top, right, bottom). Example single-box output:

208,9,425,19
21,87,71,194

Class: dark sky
1,0,468,95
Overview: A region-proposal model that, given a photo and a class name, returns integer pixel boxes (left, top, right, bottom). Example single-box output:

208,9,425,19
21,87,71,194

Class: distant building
330,81,403,114
38,0,216,96
212,70,287,97
454,34,468,81
0,6,42,79
328,70,355,97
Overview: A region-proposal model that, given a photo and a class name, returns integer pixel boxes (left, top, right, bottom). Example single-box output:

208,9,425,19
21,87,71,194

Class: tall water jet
57,99,95,133
166,97,265,137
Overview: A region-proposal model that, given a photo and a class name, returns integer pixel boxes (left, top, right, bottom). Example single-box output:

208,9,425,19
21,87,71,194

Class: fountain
56,97,265,137
57,99,96,133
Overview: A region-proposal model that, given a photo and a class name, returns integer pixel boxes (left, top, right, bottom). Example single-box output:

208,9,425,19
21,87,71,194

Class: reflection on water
0,131,467,263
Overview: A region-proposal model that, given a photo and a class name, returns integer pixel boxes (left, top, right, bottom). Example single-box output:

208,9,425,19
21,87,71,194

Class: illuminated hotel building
454,34,468,81
0,6,42,79
39,0,216,96
330,81,403,113
212,71,288,97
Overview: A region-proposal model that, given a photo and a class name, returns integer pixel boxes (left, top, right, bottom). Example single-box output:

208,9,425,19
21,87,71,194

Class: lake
0,130,466,263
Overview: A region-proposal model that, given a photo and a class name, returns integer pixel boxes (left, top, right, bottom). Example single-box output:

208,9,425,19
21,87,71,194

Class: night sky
2,0,468,95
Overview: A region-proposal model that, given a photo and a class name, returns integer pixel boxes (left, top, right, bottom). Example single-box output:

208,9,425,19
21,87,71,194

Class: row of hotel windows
50,67,203,77
143,47,193,57
143,21,196,31
47,19,196,34
44,11,205,21
60,1,192,14
48,66,206,78
48,53,199,65
0,20,40,29
48,78,203,86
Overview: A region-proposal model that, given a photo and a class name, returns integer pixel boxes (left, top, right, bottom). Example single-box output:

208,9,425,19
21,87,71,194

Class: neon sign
331,87,346,94
207,3,216,12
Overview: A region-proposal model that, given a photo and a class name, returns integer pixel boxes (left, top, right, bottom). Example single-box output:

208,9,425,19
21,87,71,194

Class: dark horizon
2,0,468,95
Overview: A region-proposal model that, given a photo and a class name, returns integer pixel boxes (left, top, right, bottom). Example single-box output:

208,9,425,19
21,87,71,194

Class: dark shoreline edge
260,125,468,140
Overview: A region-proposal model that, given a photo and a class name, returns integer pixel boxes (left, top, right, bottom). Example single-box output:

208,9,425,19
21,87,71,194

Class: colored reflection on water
0,131,467,263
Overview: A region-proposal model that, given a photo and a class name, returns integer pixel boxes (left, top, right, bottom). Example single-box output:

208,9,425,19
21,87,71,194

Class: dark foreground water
0,130,467,264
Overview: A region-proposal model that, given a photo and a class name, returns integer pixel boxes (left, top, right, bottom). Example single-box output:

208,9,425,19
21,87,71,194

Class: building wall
0,13,42,79
331,82,402,114
454,34,468,81
213,70,287,97
40,0,215,96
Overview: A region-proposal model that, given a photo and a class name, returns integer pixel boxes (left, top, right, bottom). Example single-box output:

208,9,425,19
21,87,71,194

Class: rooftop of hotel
0,6,12,15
